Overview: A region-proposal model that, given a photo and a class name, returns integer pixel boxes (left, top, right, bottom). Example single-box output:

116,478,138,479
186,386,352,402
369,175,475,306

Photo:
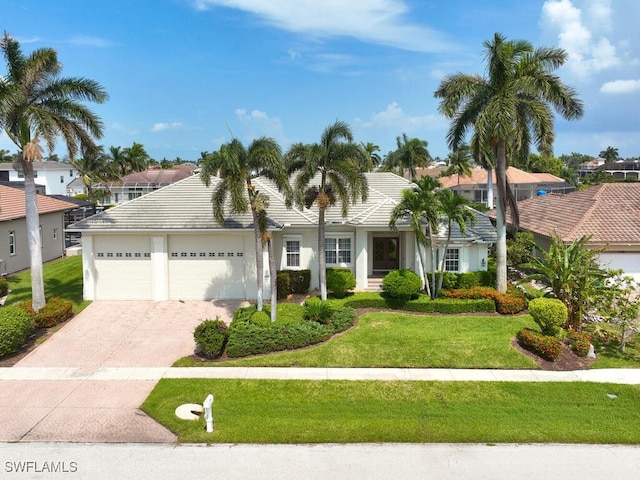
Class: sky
2,0,639,162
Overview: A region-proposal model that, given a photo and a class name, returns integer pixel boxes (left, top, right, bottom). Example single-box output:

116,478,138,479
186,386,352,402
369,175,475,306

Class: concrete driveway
0,300,244,443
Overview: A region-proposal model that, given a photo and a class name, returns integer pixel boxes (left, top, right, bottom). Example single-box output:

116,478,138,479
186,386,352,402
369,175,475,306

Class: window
69,170,73,177
325,236,352,266
9,231,16,255
285,239,301,268
53,228,58,240
128,192,143,201
60,175,64,183
444,248,460,272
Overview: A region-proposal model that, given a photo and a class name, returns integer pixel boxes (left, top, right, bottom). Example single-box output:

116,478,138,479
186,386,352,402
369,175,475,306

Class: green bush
304,300,333,324
382,269,422,300
517,327,563,361
193,317,228,359
226,321,333,358
567,331,592,357
405,298,496,314
276,272,290,300
0,307,32,358
495,292,526,315
250,310,271,327
330,307,356,333
528,298,568,336
0,277,8,297
326,268,356,298
16,297,74,328
232,305,257,324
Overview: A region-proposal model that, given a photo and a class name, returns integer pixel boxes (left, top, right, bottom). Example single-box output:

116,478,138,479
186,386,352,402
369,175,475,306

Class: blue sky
2,0,639,162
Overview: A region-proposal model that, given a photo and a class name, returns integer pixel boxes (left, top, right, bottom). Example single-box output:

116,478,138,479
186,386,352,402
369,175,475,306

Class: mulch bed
511,337,596,371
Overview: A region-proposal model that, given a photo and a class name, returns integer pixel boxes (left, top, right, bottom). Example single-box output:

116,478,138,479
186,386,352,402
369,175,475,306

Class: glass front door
372,237,399,271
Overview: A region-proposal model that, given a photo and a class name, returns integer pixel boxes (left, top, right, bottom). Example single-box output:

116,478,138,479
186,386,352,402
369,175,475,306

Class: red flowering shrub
442,285,526,314
17,297,74,328
517,328,562,361
567,332,592,357
495,292,526,315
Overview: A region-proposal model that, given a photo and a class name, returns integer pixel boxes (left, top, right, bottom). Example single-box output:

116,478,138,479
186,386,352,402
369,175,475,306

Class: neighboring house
68,172,496,301
578,157,605,177
0,161,79,196
490,183,640,282
66,177,88,197
0,184,78,275
595,159,640,181
417,166,575,205
94,168,195,206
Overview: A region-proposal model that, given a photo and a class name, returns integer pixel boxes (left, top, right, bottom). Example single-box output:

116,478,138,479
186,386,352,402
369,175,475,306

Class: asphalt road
1,442,639,480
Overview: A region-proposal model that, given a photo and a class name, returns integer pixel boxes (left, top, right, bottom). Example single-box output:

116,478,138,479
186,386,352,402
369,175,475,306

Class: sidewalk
3,366,640,384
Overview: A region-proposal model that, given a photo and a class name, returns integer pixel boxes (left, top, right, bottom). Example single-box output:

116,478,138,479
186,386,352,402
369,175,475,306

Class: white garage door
168,235,247,299
94,235,153,300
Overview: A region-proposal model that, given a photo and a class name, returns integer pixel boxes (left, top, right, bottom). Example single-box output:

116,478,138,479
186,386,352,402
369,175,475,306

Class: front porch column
151,235,168,300
355,229,368,290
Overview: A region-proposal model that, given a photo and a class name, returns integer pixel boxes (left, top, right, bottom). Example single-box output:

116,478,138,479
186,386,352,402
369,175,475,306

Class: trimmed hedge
442,286,526,315
517,327,563,361
337,294,495,313
567,332,592,357
330,306,356,333
326,268,356,298
193,318,228,359
0,306,32,358
16,297,74,328
528,298,568,336
382,269,422,300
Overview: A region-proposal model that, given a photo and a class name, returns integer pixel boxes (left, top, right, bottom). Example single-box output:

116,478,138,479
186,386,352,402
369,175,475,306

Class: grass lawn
4,255,89,314
143,378,640,444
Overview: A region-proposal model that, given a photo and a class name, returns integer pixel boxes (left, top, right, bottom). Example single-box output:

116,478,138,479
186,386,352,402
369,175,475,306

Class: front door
372,237,399,271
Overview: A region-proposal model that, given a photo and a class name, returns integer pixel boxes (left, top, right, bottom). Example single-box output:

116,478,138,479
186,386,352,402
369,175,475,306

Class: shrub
443,286,525,314
517,327,563,361
193,317,228,359
276,272,290,300
330,306,356,333
250,310,271,327
0,307,32,358
456,272,481,289
528,298,568,336
567,332,592,357
16,297,74,328
0,277,8,297
404,298,496,314
232,305,257,325
495,292,526,315
326,268,356,298
382,269,422,300
304,300,333,324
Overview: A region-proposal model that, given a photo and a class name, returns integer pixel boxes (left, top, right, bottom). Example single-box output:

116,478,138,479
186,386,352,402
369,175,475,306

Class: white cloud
600,79,640,94
66,35,112,47
193,0,454,53
151,122,185,132
360,102,443,131
234,108,286,142
541,0,620,77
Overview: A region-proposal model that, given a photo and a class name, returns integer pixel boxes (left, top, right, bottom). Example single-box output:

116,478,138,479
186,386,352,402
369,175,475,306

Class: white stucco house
68,172,497,301
0,161,79,196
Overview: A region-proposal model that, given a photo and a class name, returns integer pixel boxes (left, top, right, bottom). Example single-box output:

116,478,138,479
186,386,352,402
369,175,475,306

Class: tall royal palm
0,33,107,310
286,121,368,301
381,133,431,181
434,32,583,292
443,143,473,189
200,137,288,312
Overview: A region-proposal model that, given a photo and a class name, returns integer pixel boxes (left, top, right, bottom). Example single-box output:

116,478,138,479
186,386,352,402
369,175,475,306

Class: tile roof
0,185,79,222
434,166,567,189
489,183,640,245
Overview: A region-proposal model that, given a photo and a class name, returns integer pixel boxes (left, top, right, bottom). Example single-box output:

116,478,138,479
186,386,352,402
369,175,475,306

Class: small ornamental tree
598,272,640,352
528,297,568,336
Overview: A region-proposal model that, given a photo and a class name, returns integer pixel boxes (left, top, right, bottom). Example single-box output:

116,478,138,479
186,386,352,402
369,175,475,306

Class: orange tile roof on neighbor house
496,183,640,246
0,184,78,222
428,166,567,189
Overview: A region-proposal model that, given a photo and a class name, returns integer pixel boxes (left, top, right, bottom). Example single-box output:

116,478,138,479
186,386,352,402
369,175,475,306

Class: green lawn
4,255,89,314
177,312,540,369
143,378,640,444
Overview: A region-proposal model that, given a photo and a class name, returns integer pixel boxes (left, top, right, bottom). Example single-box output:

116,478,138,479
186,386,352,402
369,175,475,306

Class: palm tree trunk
495,142,508,293
318,207,327,301
427,226,438,300
251,207,264,310
486,167,494,209
23,161,46,311
267,237,277,323
416,237,431,298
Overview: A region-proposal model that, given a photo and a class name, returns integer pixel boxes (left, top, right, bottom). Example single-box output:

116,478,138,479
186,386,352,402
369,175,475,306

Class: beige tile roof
0,185,78,222
493,183,640,245
432,166,566,189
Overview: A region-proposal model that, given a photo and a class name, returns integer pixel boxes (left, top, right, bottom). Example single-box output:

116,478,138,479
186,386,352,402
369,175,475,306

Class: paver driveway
0,300,244,442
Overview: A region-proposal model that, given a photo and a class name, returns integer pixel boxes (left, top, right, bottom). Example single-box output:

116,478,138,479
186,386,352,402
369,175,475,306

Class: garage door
94,235,153,300
168,234,247,300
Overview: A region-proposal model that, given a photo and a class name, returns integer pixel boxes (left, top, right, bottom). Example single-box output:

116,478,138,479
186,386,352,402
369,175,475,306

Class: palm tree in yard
381,133,431,181
286,121,368,301
434,32,583,292
443,143,473,189
389,175,441,298
359,141,381,172
200,137,288,312
0,32,108,310
71,144,118,202
599,146,619,163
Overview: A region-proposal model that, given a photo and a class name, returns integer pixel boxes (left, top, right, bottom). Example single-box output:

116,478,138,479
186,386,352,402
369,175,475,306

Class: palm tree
70,144,118,202
599,146,619,163
381,133,431,181
0,32,107,310
435,32,583,292
200,137,288,312
108,146,128,177
359,141,381,172
286,121,368,301
434,189,476,295
123,142,150,172
443,143,473,189
389,175,441,298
